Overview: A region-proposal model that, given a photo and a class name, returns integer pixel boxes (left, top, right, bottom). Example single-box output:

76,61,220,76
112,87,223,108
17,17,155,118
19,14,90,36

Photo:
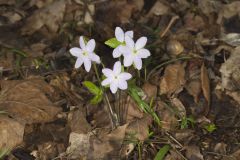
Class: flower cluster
69,27,151,93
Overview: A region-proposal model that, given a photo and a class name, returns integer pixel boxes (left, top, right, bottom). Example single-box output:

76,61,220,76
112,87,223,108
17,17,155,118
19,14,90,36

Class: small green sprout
204,123,217,133
180,116,195,129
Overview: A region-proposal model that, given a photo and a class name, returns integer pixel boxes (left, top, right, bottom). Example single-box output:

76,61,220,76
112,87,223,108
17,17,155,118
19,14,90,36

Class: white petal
137,49,150,58
133,57,142,70
123,55,134,67
70,47,82,57
135,37,147,50
89,53,100,63
102,68,114,77
110,81,118,94
113,61,121,75
113,46,122,58
79,36,86,49
125,31,133,38
115,27,124,42
86,39,96,52
74,58,83,68
119,72,132,80
101,78,111,86
118,80,127,90
125,36,135,49
83,59,91,72
119,46,131,56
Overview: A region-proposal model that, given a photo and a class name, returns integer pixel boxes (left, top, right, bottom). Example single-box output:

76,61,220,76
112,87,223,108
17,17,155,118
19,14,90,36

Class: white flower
113,27,133,58
101,61,132,94
120,36,150,70
70,36,100,72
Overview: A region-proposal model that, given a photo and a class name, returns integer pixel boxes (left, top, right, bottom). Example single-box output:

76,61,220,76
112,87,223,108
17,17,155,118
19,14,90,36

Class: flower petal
118,80,127,90
101,78,112,86
133,57,142,70
110,81,118,94
113,61,121,75
113,46,122,58
123,55,134,67
102,68,114,77
83,59,91,72
86,39,96,52
115,27,124,42
79,36,86,49
135,37,147,50
74,58,83,68
70,47,82,57
137,49,150,58
125,36,135,49
89,53,100,63
119,46,131,56
119,72,132,81
125,31,133,38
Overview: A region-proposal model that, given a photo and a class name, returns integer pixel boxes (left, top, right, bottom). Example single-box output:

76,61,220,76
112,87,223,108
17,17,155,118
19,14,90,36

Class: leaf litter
1,0,240,159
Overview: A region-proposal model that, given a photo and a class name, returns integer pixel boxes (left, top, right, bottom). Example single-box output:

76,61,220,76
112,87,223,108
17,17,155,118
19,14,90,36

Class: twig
160,16,179,38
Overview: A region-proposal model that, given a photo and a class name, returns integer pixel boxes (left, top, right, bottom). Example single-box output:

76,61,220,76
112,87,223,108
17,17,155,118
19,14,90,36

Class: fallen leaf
185,80,201,103
201,63,210,105
217,1,240,24
142,82,158,100
66,132,90,159
198,0,222,15
0,78,61,123
160,63,186,95
165,149,183,160
0,115,25,150
88,124,127,159
184,12,205,32
68,108,91,134
185,145,204,160
220,33,240,47
126,115,152,142
157,101,178,131
21,0,66,35
170,98,186,118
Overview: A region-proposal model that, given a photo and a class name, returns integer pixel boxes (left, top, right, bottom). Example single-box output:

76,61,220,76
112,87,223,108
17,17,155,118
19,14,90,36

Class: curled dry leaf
0,79,61,124
142,82,158,100
170,98,186,118
185,80,202,103
160,63,186,95
21,0,66,35
217,1,240,24
0,116,25,150
201,63,210,106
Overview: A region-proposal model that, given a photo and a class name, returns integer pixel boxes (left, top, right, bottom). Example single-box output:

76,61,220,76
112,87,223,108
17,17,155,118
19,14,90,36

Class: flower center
83,51,88,56
132,49,138,55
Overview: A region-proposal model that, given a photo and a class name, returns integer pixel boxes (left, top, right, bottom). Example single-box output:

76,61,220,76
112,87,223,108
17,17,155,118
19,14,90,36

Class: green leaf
90,93,103,105
154,145,171,160
105,38,122,48
83,81,101,95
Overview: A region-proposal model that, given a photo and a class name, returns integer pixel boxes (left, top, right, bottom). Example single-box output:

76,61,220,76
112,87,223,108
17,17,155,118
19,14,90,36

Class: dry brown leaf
126,97,144,122
185,80,201,103
201,64,210,105
223,149,240,160
217,1,240,24
66,132,90,159
142,82,157,100
165,149,183,160
157,101,178,131
68,108,91,134
198,0,222,15
88,124,128,159
170,98,186,118
0,79,61,124
21,0,66,35
126,115,152,142
160,63,186,95
220,46,240,91
184,12,205,32
0,115,25,150
185,145,204,160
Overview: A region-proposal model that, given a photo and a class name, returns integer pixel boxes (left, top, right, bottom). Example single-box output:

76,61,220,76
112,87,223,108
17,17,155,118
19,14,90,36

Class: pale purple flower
113,27,133,58
101,61,132,94
70,36,100,72
120,36,150,70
